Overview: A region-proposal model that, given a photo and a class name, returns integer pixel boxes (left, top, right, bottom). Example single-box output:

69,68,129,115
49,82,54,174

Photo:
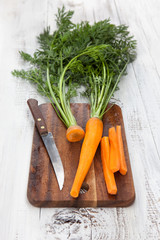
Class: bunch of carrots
12,7,136,198
68,48,130,198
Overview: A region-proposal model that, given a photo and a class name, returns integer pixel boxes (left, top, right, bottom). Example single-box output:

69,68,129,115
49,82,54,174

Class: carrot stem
116,125,127,175
101,137,117,195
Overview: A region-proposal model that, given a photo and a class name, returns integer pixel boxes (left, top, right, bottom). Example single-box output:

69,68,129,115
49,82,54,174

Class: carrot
70,117,103,198
109,127,120,173
116,125,127,175
101,137,117,195
66,125,85,142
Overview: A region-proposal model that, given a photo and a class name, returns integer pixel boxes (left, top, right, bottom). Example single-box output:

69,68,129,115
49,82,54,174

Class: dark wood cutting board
27,103,135,207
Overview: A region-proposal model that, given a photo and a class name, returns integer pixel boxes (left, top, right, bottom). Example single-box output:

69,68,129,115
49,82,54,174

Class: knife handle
27,99,48,135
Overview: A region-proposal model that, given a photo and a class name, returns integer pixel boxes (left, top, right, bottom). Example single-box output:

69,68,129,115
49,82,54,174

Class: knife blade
27,98,64,190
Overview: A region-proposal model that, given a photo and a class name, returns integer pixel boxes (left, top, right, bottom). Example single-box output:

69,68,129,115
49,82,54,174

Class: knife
27,99,64,190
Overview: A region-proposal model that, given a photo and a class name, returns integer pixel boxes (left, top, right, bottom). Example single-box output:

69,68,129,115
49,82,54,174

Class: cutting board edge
27,188,136,208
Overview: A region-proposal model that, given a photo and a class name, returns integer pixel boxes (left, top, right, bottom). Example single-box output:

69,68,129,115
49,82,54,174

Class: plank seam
131,62,160,162
140,23,160,80
39,208,41,220
113,0,121,24
114,0,160,163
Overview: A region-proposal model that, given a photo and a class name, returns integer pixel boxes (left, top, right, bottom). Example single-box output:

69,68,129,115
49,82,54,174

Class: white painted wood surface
0,0,160,239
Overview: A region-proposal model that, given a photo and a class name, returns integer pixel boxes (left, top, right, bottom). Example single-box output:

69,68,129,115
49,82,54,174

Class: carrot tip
70,189,79,198
110,167,120,173
108,188,117,195
66,125,85,142
119,169,127,175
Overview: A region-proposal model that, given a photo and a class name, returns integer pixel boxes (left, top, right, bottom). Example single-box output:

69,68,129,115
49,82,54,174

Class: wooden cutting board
27,103,135,208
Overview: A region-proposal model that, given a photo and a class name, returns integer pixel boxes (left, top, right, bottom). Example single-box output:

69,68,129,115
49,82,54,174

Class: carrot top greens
12,6,136,122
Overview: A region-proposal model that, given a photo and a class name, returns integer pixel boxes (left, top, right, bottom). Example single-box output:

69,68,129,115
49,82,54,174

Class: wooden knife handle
27,99,48,135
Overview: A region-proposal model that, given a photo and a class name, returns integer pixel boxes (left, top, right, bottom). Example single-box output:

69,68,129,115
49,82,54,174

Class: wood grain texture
27,103,135,207
1,0,160,239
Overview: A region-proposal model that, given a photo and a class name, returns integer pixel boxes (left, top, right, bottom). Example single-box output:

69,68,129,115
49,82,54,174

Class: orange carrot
116,125,127,175
109,127,120,173
101,137,117,195
66,125,85,142
70,117,103,198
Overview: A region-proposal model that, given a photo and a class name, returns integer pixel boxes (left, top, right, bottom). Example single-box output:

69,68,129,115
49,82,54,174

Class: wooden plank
113,0,160,238
0,0,47,240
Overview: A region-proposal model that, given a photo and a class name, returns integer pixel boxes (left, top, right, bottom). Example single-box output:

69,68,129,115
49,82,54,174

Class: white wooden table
1,0,160,239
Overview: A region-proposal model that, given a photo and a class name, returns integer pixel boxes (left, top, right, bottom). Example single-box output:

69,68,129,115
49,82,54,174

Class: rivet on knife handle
27,99,48,135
